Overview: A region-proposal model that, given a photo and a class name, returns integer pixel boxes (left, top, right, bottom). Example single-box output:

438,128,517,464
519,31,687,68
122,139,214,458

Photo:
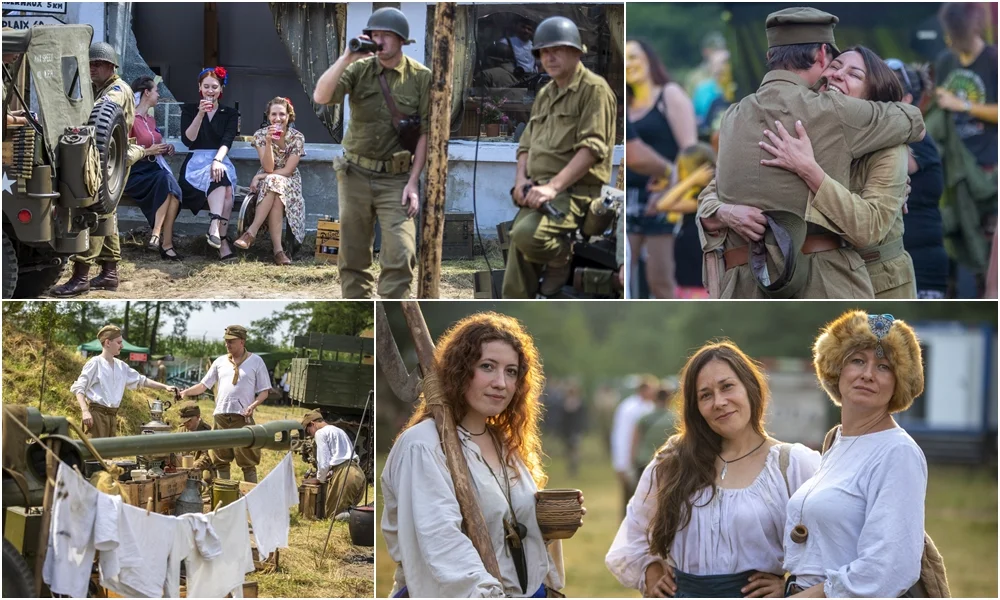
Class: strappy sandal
147,234,161,251
159,246,183,262
234,230,255,250
206,213,225,249
219,236,238,262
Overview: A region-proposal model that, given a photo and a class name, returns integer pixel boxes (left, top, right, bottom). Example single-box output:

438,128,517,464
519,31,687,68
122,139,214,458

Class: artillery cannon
1,406,303,596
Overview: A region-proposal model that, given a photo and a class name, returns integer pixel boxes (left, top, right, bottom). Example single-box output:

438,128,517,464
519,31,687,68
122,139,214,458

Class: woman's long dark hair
846,45,904,103
647,341,770,558
626,39,671,103
131,75,156,97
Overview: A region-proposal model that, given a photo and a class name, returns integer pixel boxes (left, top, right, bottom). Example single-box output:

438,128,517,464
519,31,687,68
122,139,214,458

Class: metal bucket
211,479,240,509
348,504,375,547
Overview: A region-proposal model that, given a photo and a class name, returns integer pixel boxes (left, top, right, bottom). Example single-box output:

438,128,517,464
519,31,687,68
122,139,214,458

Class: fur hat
813,310,923,413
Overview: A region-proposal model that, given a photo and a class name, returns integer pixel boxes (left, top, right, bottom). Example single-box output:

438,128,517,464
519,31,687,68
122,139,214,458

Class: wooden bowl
536,488,582,540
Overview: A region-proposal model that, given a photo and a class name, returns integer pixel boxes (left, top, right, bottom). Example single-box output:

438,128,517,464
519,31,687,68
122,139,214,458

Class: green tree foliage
626,3,726,76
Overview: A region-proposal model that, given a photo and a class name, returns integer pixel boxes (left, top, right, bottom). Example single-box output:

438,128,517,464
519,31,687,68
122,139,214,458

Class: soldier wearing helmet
503,16,618,298
52,42,145,298
313,7,431,299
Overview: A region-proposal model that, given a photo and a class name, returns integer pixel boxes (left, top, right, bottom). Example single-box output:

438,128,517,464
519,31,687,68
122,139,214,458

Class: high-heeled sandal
159,246,183,262
218,235,238,262
147,234,161,251
206,213,225,249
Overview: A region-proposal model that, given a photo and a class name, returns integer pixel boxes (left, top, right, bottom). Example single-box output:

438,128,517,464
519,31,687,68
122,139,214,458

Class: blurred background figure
556,381,587,477
610,375,658,515
630,378,679,484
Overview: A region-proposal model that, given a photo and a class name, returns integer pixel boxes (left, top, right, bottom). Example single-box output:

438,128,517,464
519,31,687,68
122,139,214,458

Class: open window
61,56,82,101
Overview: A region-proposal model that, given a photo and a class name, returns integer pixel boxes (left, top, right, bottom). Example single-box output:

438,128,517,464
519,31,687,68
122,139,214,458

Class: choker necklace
791,414,889,544
719,437,767,481
459,423,488,436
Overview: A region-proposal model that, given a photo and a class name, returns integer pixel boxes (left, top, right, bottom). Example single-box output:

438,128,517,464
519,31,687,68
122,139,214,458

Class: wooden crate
299,482,325,520
251,544,280,572
158,472,188,500
474,270,505,299
120,472,187,515
315,218,340,264
442,212,474,260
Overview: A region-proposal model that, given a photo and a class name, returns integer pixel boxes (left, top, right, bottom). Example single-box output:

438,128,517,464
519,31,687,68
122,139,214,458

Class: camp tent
78,339,150,355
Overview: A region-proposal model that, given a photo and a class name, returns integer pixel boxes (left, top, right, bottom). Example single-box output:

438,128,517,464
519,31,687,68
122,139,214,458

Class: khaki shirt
329,55,431,162
94,74,144,166
518,62,616,187
809,145,916,298
182,419,214,471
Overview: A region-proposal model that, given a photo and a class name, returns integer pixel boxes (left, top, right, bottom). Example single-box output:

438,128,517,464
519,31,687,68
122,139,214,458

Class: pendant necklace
791,414,888,544
719,436,767,481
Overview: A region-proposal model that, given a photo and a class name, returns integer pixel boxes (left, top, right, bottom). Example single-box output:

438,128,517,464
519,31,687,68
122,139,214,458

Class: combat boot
216,467,231,481
539,253,573,297
89,261,119,291
50,262,92,297
242,467,258,483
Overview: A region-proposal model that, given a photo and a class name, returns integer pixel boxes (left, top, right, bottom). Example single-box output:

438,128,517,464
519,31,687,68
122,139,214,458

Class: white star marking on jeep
2,170,13,196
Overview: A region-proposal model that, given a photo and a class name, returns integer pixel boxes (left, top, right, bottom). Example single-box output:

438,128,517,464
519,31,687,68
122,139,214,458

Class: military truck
286,332,374,479
2,25,128,298
1,406,302,597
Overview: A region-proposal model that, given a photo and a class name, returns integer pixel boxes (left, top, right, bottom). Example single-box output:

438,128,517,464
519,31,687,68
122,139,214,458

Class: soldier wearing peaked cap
178,325,270,483
176,401,216,482
52,42,147,298
313,7,431,299
696,7,927,299
502,16,617,298
301,411,366,519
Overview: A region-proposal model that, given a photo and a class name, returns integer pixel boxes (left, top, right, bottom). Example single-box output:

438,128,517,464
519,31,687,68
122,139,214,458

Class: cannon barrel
80,419,303,459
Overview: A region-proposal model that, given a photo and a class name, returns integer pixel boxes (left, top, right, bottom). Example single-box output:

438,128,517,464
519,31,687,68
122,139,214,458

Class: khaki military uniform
324,461,367,517
328,55,431,299
502,62,617,298
73,75,144,268
210,413,262,476
809,145,916,298
85,403,119,439
696,70,925,298
187,419,215,472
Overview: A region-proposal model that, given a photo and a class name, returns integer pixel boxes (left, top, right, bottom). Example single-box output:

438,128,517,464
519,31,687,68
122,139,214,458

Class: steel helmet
89,41,119,67
531,16,584,57
363,7,414,45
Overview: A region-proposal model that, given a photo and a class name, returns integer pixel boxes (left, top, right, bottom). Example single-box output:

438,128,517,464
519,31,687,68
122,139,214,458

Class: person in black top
934,2,998,171
180,66,240,261
890,61,949,298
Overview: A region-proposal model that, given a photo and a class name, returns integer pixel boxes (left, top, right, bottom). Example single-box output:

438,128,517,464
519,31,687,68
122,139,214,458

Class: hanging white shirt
606,443,821,592
70,355,148,408
381,419,563,598
100,502,185,598
783,427,926,598
315,423,357,482
610,394,654,474
201,353,271,415
180,497,255,598
42,464,99,598
245,452,299,558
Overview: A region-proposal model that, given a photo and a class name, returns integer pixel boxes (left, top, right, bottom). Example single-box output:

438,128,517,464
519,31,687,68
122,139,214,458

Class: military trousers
85,403,118,438
210,413,262,471
324,461,367,517
502,191,590,298
335,160,416,299
72,214,121,266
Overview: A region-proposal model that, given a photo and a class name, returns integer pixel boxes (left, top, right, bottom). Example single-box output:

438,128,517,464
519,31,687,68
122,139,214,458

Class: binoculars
349,38,382,53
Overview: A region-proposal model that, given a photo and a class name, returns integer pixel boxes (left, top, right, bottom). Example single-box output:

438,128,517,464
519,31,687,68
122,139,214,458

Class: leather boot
216,467,231,481
89,261,119,291
242,467,258,484
539,252,573,297
50,262,92,297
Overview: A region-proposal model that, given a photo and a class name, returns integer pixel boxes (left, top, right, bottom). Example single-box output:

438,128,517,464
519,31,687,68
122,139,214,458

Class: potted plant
478,96,508,138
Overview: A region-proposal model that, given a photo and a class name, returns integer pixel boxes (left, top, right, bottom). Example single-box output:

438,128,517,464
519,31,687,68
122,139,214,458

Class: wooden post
418,3,458,298
398,301,502,581
33,439,60,596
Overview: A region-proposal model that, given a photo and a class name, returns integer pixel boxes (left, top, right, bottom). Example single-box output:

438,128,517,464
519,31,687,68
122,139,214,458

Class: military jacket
518,62,617,186
329,55,431,161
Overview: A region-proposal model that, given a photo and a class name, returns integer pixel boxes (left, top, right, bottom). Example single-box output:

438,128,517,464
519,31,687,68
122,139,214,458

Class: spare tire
87,100,128,214
2,538,33,598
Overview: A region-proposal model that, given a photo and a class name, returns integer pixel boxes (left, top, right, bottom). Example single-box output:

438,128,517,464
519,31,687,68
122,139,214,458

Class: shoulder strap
778,443,792,497
378,73,404,122
821,425,840,455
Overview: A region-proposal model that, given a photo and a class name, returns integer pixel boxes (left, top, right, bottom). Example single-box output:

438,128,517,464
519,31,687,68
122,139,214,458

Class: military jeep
2,25,128,298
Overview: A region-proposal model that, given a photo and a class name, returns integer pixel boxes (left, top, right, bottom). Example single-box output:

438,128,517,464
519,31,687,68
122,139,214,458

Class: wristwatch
963,100,972,113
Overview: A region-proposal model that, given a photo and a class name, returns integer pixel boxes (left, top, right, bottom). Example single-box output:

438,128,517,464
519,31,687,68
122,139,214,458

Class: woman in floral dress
234,97,306,265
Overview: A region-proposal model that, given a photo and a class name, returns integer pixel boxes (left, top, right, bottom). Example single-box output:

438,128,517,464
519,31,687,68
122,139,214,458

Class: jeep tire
2,538,33,598
2,229,17,299
88,100,128,214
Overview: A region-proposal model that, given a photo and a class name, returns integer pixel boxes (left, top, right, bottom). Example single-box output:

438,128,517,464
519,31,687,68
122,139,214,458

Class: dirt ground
43,231,505,299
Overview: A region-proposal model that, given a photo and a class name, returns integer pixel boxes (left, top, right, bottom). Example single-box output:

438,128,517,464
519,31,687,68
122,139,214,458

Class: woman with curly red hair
179,66,240,261
233,96,307,265
380,312,583,597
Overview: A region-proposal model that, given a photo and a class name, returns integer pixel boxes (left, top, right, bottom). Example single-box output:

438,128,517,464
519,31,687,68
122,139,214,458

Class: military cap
89,41,120,67
300,410,324,429
765,7,839,53
749,209,810,298
223,325,248,340
97,324,122,342
178,401,201,422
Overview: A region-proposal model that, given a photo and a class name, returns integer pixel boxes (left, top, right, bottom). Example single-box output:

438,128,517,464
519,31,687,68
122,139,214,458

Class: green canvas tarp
78,338,150,354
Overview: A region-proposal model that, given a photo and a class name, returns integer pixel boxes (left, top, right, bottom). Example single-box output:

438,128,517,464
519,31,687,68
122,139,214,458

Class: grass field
376,433,997,598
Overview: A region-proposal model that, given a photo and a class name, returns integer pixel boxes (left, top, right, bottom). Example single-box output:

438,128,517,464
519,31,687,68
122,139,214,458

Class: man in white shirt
179,325,271,483
609,375,658,516
301,410,367,520
71,324,177,438
499,17,538,74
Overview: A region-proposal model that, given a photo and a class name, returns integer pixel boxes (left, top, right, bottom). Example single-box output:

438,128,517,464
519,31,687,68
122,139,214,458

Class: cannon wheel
2,538,34,598
87,100,128,214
